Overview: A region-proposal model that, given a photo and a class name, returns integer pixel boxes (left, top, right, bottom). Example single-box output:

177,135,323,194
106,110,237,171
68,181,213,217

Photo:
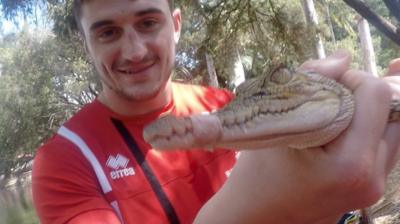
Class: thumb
298,49,352,81
386,58,400,76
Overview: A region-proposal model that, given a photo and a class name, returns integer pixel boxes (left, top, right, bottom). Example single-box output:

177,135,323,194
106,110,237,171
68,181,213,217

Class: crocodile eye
269,67,293,84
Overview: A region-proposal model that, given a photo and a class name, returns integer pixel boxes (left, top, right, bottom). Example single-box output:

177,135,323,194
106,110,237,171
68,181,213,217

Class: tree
0,28,98,184
302,0,326,59
177,0,317,88
0,0,398,179
343,0,400,46
356,16,378,76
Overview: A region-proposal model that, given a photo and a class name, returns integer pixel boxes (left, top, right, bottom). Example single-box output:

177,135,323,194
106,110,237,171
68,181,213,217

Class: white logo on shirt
106,154,135,180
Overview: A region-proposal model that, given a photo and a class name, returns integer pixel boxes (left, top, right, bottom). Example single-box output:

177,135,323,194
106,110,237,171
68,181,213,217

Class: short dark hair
73,0,175,33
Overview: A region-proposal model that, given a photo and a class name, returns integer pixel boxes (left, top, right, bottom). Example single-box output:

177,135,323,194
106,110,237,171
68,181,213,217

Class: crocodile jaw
143,90,350,150
218,92,341,144
142,68,356,151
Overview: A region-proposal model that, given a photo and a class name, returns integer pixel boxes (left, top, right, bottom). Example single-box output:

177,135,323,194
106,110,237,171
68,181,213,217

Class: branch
383,0,400,22
343,0,400,46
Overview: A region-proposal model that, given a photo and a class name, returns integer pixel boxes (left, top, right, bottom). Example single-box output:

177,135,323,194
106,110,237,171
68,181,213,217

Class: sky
2,19,19,34
0,2,50,36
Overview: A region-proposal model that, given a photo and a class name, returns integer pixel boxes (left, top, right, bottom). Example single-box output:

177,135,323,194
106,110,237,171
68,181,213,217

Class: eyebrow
136,8,164,17
90,20,114,32
89,8,164,32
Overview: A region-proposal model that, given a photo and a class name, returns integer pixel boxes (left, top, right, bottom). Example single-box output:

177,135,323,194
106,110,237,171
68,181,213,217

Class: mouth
143,90,342,150
117,60,156,75
218,90,341,140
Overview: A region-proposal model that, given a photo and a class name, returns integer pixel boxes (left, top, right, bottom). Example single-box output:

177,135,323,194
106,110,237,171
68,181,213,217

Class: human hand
297,49,399,211
381,59,400,172
194,50,400,224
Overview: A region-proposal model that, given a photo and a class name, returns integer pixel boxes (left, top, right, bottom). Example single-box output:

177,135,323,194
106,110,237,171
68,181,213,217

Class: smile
117,60,156,75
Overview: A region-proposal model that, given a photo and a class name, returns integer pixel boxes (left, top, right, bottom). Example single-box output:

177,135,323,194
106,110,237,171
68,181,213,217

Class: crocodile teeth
161,125,174,137
225,125,244,136
245,121,256,128
173,119,186,135
259,103,270,113
244,108,253,120
235,113,246,124
239,124,248,132
253,115,267,123
220,111,236,126
182,132,195,147
251,105,260,116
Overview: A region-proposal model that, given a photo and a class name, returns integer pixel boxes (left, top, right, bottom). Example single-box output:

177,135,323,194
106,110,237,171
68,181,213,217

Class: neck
98,81,173,117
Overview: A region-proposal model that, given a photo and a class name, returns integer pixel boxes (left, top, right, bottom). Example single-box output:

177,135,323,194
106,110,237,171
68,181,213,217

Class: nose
121,28,147,63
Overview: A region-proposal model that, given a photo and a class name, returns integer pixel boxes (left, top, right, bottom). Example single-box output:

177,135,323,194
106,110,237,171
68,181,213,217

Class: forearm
194,148,349,224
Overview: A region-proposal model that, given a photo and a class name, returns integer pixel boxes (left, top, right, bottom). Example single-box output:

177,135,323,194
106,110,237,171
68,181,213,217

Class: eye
138,19,160,32
97,27,121,42
269,67,293,84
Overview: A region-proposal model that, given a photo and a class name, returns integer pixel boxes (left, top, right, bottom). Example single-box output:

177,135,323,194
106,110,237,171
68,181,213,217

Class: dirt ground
370,161,400,224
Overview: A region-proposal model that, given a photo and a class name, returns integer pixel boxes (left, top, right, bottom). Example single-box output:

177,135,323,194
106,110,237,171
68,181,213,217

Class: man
32,0,400,223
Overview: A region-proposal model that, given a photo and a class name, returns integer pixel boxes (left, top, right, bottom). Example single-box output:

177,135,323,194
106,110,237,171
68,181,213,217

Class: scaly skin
143,65,399,150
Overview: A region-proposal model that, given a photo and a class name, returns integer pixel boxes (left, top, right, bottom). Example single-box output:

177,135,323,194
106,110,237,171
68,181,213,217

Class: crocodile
143,65,400,151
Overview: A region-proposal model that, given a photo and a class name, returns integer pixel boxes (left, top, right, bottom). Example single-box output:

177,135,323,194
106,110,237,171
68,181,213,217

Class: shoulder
172,82,234,114
33,99,109,182
32,134,98,201
33,134,92,177
172,82,233,100
32,102,113,223
32,101,99,176
33,134,111,223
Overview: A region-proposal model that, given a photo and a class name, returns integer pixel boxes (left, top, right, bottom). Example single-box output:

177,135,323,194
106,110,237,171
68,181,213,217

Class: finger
191,114,222,146
383,123,400,174
298,49,352,80
382,59,400,173
383,76,400,99
383,57,400,99
326,70,391,163
386,58,400,76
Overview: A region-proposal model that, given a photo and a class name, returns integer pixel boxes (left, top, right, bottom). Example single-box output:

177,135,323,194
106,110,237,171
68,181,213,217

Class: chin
121,84,164,102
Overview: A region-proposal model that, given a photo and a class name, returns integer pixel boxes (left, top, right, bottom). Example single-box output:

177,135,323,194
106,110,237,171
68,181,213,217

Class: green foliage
0,0,398,221
0,0,398,179
0,190,39,224
175,0,318,87
47,0,78,39
3,204,39,224
0,28,98,179
0,0,38,19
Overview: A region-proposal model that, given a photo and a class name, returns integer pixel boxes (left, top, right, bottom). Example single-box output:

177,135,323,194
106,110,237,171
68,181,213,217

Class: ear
83,39,90,55
83,40,95,64
172,9,182,44
83,40,93,60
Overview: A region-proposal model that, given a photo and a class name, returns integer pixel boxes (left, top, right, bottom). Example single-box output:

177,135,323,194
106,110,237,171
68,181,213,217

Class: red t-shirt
32,82,236,224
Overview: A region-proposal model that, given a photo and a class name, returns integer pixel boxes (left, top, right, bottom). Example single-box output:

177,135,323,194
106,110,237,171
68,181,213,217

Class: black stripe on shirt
111,118,180,224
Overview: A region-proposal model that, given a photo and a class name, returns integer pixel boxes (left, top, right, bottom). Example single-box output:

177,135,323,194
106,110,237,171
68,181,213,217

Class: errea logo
106,154,135,180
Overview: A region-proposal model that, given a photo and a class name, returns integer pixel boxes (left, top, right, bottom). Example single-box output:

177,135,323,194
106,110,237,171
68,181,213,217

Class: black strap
111,118,180,224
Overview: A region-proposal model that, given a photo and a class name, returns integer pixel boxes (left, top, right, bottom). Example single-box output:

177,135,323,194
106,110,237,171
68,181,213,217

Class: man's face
80,0,181,101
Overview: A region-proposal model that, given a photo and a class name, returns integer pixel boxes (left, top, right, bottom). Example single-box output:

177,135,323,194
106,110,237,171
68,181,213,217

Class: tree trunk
323,0,337,48
205,53,219,88
302,0,326,59
383,0,400,23
343,0,400,46
357,16,378,77
230,49,246,90
356,16,377,224
16,175,29,210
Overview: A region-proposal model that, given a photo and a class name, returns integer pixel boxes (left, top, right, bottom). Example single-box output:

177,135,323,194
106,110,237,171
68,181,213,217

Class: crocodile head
143,65,355,150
